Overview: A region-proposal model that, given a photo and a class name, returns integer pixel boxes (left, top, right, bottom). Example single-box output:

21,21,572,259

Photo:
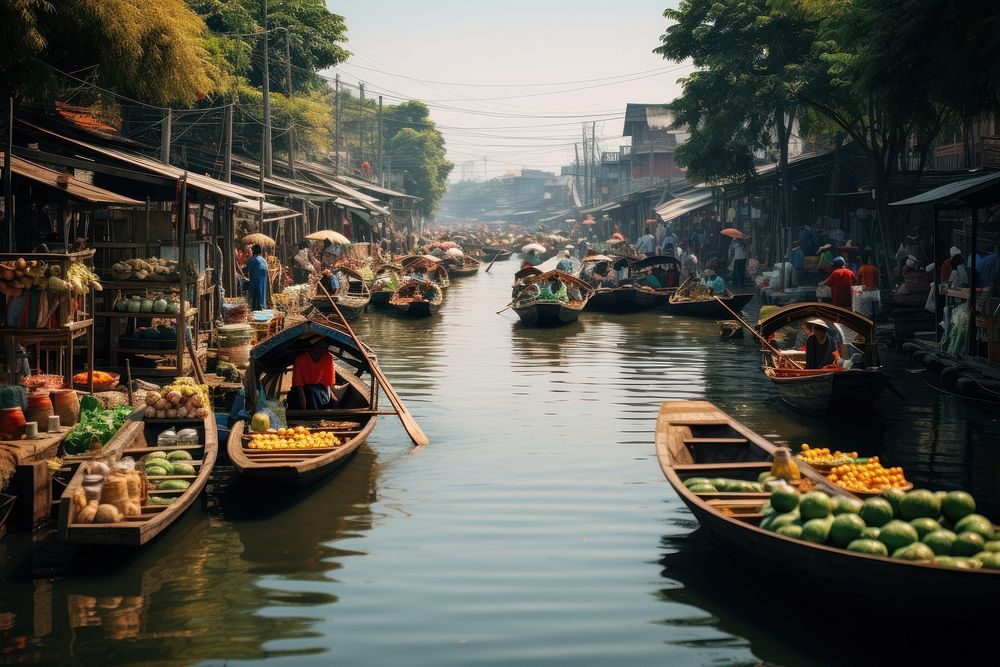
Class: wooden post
933,204,944,342
179,174,188,374
334,74,341,175
968,206,979,356
285,28,295,177
160,108,172,165
223,104,233,183
377,95,383,185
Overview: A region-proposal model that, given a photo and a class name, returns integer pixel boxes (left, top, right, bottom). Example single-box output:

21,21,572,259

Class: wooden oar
713,296,804,370
317,282,429,446
484,252,501,273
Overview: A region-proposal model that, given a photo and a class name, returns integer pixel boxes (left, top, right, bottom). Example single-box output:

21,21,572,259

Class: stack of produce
142,380,210,419
759,484,1000,569
682,477,763,493
112,292,183,314
797,444,859,467
140,450,194,503
826,457,910,494
0,258,101,297
70,458,144,523
109,257,177,281
246,425,342,450
62,398,134,455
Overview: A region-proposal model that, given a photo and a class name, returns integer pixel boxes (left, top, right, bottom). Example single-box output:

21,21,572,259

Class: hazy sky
324,0,689,179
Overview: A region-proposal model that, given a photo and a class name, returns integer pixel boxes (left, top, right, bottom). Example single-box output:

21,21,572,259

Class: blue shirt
702,275,726,293
790,248,804,270
660,233,678,252
968,252,998,288
556,258,573,272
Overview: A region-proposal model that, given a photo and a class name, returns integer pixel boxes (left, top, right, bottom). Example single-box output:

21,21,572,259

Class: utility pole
261,0,272,179
592,121,597,202
574,143,580,203
4,97,13,251
334,74,341,174
582,125,589,205
284,27,294,177
359,82,365,170
483,157,488,181
160,108,172,164
223,104,233,183
377,95,383,185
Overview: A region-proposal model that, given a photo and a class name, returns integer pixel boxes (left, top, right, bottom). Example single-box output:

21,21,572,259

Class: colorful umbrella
720,228,746,239
242,233,275,247
522,243,546,254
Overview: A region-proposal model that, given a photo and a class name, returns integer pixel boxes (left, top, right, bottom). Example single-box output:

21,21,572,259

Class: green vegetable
62,402,134,455
157,479,190,491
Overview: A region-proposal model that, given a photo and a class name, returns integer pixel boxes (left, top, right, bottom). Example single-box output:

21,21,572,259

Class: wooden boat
667,277,753,317
398,255,451,289
756,302,889,413
446,255,481,278
308,267,371,321
58,409,218,547
227,319,379,487
482,246,512,262
510,268,593,326
370,263,402,307
655,400,1000,601
389,279,444,317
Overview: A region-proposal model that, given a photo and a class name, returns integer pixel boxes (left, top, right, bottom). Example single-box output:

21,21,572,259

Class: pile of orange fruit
826,457,910,493
247,425,341,450
797,444,859,466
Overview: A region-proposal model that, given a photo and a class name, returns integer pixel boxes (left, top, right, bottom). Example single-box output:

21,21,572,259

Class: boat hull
370,290,392,307
311,297,368,321
667,293,754,317
584,286,671,313
392,300,439,317
770,368,889,413
513,301,583,326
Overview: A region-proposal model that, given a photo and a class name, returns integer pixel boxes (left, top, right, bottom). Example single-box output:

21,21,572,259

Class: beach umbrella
522,243,546,254
720,228,746,239
242,233,275,247
445,247,464,257
306,230,351,245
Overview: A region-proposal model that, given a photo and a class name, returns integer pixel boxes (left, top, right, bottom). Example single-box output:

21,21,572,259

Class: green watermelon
878,520,919,553
799,492,833,521
847,539,888,556
892,542,935,562
776,524,803,539
801,516,834,544
832,496,863,515
859,497,894,527
899,489,941,521
770,486,800,513
955,514,994,540
829,513,866,547
952,532,986,557
922,529,958,556
909,517,942,540
941,491,976,523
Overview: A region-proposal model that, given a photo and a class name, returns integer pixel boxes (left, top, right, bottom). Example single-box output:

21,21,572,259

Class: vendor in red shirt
289,340,347,410
823,256,856,309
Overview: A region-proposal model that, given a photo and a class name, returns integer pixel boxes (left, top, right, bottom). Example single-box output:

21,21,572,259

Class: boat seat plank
674,462,772,471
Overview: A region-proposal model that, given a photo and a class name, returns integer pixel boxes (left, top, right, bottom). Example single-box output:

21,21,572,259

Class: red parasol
720,228,746,239
581,217,597,225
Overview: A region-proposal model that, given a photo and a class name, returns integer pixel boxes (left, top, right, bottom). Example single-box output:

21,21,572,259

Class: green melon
954,514,994,540
801,516,834,544
952,531,986,557
832,496,863,515
170,462,195,476
764,511,801,532
878,520,919,553
798,492,832,521
688,484,718,494
899,489,941,521
167,450,193,462
922,529,958,556
770,486,800,513
683,477,711,488
846,539,888,556
144,465,168,477
829,513,866,547
776,524,803,539
861,526,881,540
881,487,907,516
892,542,935,562
941,491,976,523
859,497,894,527
909,517,942,540
973,552,1000,570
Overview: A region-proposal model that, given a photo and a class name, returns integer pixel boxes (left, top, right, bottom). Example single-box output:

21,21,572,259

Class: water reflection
0,446,381,665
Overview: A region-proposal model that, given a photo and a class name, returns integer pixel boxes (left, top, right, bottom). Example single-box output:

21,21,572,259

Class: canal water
2,260,999,665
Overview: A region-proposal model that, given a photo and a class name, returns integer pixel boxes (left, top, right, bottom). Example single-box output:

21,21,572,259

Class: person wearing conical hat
804,318,839,369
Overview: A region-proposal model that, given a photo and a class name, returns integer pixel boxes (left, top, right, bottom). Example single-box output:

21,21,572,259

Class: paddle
484,252,501,273
317,282,429,446
713,296,805,370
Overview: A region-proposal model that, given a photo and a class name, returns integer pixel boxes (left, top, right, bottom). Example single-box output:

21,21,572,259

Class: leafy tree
1,0,219,105
389,128,453,216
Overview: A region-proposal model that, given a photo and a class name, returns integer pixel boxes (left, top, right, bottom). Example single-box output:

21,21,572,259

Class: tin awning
654,189,713,222
2,153,142,205
233,200,302,222
890,171,1000,209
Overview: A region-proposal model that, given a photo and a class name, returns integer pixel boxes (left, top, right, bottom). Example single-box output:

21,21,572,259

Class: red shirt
292,351,336,387
824,268,856,308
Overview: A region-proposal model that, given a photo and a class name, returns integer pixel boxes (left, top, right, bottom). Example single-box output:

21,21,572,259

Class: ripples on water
1,259,998,666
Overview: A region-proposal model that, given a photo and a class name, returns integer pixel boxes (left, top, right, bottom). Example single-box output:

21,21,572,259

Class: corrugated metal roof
889,171,1000,207
3,153,142,205
340,174,420,200
233,200,302,221
22,121,261,202
654,189,713,221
